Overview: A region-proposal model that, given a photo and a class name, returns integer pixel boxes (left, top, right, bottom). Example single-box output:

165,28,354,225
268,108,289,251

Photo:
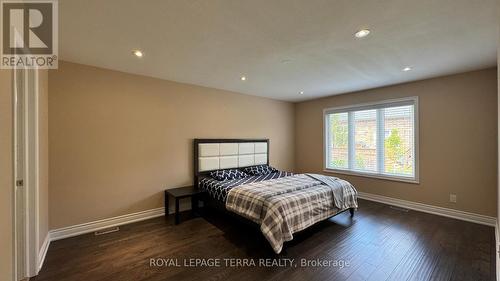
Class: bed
194,139,358,253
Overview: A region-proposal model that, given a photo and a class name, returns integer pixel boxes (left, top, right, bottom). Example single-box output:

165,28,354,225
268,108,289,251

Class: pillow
210,169,248,181
243,165,278,176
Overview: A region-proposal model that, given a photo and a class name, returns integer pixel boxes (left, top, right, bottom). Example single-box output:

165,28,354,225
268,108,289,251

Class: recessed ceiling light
354,29,370,38
403,67,412,72
240,76,247,81
299,91,304,95
132,50,144,57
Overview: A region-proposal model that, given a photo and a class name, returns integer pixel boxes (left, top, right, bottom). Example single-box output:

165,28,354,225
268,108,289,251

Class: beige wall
48,61,295,229
497,0,500,235
495,0,500,274
295,68,498,216
0,70,13,281
497,3,499,274
39,70,49,250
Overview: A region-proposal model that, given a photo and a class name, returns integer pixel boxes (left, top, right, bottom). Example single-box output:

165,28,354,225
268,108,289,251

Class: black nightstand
164,186,203,224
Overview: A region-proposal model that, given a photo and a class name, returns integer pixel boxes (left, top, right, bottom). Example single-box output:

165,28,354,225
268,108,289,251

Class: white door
14,68,39,280
14,68,27,280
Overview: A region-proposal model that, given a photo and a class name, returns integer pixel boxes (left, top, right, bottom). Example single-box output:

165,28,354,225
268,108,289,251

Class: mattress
199,171,294,202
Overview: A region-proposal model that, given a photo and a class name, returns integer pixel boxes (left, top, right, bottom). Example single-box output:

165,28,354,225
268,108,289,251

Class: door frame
13,68,40,280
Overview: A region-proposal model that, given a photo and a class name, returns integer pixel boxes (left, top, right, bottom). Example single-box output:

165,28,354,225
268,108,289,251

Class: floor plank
32,199,495,281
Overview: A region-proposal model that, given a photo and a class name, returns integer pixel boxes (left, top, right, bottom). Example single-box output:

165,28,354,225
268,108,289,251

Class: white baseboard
49,201,193,242
50,207,166,241
37,233,50,273
358,192,497,227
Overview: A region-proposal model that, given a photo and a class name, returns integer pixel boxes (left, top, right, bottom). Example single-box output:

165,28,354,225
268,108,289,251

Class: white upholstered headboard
193,139,269,185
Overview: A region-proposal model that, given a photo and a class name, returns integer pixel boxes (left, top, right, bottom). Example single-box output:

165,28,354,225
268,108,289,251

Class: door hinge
16,179,23,187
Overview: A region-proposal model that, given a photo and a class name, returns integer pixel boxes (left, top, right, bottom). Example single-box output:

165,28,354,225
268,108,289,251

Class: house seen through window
324,97,418,182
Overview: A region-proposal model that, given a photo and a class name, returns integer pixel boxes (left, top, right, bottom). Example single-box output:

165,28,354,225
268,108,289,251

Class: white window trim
323,96,419,184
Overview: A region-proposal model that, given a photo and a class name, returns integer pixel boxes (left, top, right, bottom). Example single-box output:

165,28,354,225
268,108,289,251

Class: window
324,97,418,183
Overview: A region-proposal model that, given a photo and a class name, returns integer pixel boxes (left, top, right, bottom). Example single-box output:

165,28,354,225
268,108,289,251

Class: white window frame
323,96,419,184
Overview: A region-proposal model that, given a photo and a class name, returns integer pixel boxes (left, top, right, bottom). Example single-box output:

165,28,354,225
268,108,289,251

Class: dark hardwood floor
33,199,495,281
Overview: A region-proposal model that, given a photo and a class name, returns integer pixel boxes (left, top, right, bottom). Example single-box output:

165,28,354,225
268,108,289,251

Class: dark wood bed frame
193,138,354,224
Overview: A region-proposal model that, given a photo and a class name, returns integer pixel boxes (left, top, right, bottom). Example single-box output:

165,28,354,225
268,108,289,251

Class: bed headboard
193,139,269,187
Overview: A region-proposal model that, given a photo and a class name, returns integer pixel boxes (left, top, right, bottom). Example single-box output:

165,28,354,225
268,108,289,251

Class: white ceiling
59,0,498,102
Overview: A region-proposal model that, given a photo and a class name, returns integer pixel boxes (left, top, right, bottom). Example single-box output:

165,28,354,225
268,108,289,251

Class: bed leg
349,208,355,217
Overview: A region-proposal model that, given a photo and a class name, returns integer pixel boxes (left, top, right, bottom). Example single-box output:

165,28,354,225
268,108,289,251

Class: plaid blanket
226,174,358,253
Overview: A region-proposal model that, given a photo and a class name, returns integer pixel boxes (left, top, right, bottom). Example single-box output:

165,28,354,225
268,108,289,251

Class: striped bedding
199,171,294,202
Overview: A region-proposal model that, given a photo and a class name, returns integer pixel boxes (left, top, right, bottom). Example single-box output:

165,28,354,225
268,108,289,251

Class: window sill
323,168,419,184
